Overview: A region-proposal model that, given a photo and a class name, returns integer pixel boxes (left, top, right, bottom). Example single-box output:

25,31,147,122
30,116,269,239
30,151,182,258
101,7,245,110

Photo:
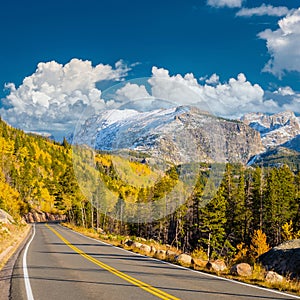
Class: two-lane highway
10,223,300,299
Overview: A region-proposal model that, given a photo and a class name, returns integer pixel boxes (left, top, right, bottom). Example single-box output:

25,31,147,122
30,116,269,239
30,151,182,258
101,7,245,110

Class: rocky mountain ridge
73,106,263,165
241,111,300,149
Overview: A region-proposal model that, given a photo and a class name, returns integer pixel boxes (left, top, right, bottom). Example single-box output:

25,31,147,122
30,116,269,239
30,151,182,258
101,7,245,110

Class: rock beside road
155,250,166,260
24,211,66,223
259,239,300,279
206,259,227,272
131,242,142,249
166,250,177,261
175,253,192,267
230,263,252,277
265,271,284,283
140,244,151,255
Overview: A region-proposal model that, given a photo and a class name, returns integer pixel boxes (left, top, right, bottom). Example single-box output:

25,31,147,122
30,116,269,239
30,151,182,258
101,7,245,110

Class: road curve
10,223,300,300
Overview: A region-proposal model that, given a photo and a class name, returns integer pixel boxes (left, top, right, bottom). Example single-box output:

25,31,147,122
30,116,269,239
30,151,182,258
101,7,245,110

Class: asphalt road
9,223,300,300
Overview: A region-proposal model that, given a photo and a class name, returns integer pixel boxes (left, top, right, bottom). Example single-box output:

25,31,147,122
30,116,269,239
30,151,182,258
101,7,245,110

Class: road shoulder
0,225,32,300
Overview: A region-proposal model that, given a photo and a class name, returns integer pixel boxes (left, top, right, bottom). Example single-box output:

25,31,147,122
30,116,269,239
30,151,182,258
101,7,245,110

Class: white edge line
59,225,300,299
23,224,35,300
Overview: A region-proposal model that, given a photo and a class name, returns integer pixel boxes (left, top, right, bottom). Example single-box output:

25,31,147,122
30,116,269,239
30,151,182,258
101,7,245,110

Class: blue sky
0,0,300,139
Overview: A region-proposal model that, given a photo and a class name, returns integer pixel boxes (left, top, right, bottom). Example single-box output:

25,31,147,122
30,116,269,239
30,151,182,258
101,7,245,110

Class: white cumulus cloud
207,0,243,8
205,73,220,84
147,67,269,117
258,8,300,77
115,83,151,102
1,59,130,139
236,4,290,17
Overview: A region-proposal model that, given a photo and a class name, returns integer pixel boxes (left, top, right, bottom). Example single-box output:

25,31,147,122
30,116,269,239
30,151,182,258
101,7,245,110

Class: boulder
192,258,207,269
259,239,300,279
26,213,34,223
33,212,40,222
150,246,157,255
176,254,192,267
166,250,177,261
140,244,151,255
265,271,284,283
155,250,166,260
206,259,227,272
131,242,142,249
230,263,252,277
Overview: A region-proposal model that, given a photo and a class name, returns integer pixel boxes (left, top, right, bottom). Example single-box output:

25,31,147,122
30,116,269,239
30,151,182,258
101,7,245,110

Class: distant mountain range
72,106,263,165
72,106,300,167
241,111,300,150
241,111,300,167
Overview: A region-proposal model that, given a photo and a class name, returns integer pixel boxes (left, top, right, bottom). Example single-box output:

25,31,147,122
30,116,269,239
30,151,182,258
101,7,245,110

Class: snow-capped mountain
73,106,263,165
241,111,300,149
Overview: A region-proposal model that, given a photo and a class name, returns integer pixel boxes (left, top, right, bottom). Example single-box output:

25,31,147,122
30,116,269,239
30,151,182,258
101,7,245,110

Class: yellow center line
45,224,180,300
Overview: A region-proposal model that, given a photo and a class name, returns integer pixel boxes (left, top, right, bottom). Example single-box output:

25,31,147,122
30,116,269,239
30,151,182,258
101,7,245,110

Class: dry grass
0,222,29,270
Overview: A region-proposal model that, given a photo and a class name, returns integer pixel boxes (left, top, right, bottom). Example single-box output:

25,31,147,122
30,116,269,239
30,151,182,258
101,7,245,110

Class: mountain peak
241,110,300,149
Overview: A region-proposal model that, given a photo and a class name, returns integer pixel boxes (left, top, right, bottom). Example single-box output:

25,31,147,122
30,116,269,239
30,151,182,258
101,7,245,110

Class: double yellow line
45,224,179,300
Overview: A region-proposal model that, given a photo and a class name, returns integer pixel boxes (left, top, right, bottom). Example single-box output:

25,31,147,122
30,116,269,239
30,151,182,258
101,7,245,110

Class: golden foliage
281,220,300,241
250,229,270,259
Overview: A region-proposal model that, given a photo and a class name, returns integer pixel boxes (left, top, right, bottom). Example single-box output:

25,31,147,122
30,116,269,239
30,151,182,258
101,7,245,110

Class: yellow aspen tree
250,229,270,259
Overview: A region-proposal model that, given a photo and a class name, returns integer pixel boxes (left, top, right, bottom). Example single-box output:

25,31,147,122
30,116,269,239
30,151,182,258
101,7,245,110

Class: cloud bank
1,60,300,140
258,8,300,77
236,4,290,17
114,67,300,117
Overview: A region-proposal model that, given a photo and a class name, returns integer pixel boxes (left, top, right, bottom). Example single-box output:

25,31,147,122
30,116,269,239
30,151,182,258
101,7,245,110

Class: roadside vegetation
0,222,29,270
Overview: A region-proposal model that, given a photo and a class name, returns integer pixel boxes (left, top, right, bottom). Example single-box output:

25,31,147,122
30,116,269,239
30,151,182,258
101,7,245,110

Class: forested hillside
0,118,83,220
1,117,300,261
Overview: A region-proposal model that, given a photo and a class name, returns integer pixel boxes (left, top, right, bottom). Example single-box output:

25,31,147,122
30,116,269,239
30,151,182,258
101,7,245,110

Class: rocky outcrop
230,263,252,277
216,118,264,164
24,211,66,223
0,209,15,224
259,239,300,279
